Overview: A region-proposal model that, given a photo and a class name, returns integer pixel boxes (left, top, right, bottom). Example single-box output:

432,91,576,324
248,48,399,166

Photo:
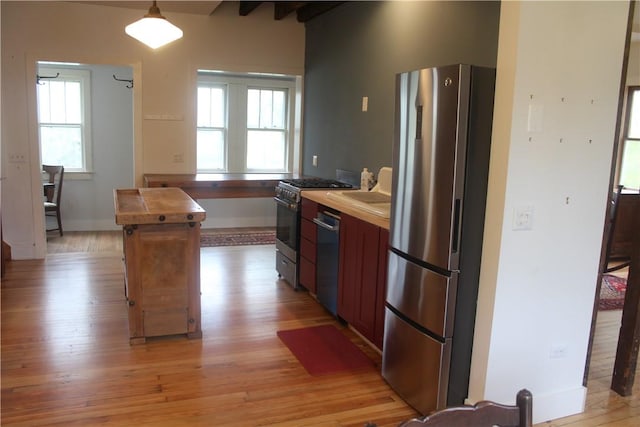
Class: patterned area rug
200,228,275,247
599,274,627,311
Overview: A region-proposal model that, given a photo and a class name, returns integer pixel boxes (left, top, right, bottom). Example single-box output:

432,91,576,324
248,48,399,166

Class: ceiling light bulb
125,1,183,49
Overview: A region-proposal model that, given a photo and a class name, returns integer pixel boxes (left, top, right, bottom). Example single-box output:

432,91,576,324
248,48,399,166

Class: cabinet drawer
301,218,317,242
301,199,318,220
299,256,317,294
300,236,317,260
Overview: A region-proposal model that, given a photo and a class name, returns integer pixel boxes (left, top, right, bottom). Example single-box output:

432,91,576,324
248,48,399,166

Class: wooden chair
367,389,532,427
43,164,64,236
604,185,632,273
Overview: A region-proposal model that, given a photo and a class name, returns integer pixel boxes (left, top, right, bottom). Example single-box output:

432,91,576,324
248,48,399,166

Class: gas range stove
274,177,352,290
276,178,352,206
280,178,353,189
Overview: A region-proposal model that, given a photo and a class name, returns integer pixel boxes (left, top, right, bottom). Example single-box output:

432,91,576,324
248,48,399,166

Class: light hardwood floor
1,233,637,426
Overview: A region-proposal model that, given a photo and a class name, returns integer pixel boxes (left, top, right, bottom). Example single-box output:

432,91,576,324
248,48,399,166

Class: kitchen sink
339,191,391,204
326,190,391,218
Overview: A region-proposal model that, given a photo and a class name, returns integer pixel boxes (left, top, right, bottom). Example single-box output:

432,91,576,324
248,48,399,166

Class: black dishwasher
313,210,340,316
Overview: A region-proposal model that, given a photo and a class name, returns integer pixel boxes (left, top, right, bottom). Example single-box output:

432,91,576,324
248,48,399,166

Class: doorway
34,61,134,251
585,0,639,397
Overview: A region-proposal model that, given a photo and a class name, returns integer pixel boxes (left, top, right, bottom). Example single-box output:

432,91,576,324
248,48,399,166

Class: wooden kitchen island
114,188,206,344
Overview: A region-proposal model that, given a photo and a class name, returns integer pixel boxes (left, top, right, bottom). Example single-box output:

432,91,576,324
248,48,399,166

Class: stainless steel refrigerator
382,64,496,415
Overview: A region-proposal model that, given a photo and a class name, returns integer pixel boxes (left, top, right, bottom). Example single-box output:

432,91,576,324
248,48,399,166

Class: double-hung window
619,86,639,189
37,64,92,172
197,84,227,170
197,72,296,173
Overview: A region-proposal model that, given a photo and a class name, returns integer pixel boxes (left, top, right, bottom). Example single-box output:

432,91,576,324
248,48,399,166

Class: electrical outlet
550,344,568,359
312,155,318,167
513,205,534,231
173,153,184,163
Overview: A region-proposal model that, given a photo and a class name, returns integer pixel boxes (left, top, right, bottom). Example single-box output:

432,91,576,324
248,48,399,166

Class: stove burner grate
281,178,352,189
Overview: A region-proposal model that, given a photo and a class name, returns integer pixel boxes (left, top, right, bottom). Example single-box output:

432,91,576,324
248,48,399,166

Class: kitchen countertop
301,190,390,230
143,173,302,199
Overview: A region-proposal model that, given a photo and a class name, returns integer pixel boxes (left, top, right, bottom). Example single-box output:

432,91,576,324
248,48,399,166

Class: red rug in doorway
277,324,375,376
599,274,627,311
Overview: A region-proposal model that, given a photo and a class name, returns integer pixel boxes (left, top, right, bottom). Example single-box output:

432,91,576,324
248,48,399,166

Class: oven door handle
274,197,296,211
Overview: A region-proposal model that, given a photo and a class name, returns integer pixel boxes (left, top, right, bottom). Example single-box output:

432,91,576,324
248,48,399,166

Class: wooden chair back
390,389,533,427
604,185,633,273
43,165,64,205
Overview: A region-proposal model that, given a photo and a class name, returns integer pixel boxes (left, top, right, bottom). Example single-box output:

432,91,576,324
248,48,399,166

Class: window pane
66,81,81,123
197,87,212,127
260,90,273,128
628,90,640,139
247,89,260,128
198,86,225,128
40,126,83,168
619,139,640,189
247,130,285,170
247,88,286,130
49,81,67,123
38,84,51,122
197,129,225,170
210,88,225,127
38,80,82,124
272,90,285,128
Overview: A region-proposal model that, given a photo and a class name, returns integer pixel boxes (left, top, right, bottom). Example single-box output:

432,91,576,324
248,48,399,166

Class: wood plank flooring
2,244,417,426
1,233,638,426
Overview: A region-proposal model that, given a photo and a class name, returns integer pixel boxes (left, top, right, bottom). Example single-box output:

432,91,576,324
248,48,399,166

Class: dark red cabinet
374,228,389,349
299,199,318,293
338,213,388,349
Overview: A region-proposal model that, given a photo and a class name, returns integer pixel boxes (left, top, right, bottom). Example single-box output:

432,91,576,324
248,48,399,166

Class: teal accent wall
303,1,501,179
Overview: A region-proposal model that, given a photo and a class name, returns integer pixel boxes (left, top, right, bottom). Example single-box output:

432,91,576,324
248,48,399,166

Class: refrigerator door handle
452,199,461,253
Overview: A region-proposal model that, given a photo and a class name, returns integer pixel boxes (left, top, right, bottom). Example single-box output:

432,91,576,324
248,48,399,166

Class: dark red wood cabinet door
351,219,380,342
374,227,389,349
338,214,359,323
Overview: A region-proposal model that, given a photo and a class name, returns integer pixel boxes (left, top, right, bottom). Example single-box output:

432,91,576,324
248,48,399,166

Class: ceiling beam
239,1,263,16
274,2,301,20
295,2,343,23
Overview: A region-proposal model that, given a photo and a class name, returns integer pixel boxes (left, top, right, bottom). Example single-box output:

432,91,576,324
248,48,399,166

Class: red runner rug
277,324,375,376
599,274,627,311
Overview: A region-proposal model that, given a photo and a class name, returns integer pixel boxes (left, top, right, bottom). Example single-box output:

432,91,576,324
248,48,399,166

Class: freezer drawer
386,250,457,338
382,307,451,415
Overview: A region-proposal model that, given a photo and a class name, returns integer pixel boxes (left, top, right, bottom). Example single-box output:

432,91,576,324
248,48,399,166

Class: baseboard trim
532,386,586,424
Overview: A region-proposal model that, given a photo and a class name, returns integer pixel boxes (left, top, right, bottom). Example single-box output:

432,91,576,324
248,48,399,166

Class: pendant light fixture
125,1,183,49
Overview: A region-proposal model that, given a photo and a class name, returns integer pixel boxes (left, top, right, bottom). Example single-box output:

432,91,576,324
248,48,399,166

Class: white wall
470,1,630,423
1,1,304,258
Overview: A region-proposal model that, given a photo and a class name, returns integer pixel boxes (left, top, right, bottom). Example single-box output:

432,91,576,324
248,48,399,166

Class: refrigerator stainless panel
383,64,495,410
390,64,472,272
386,250,458,338
382,307,452,414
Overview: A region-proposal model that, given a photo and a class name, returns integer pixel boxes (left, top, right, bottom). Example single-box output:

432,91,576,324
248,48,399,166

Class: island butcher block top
114,188,206,225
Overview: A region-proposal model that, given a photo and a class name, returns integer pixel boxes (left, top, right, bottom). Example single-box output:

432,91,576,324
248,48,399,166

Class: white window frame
37,64,93,174
618,85,639,190
197,71,296,173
